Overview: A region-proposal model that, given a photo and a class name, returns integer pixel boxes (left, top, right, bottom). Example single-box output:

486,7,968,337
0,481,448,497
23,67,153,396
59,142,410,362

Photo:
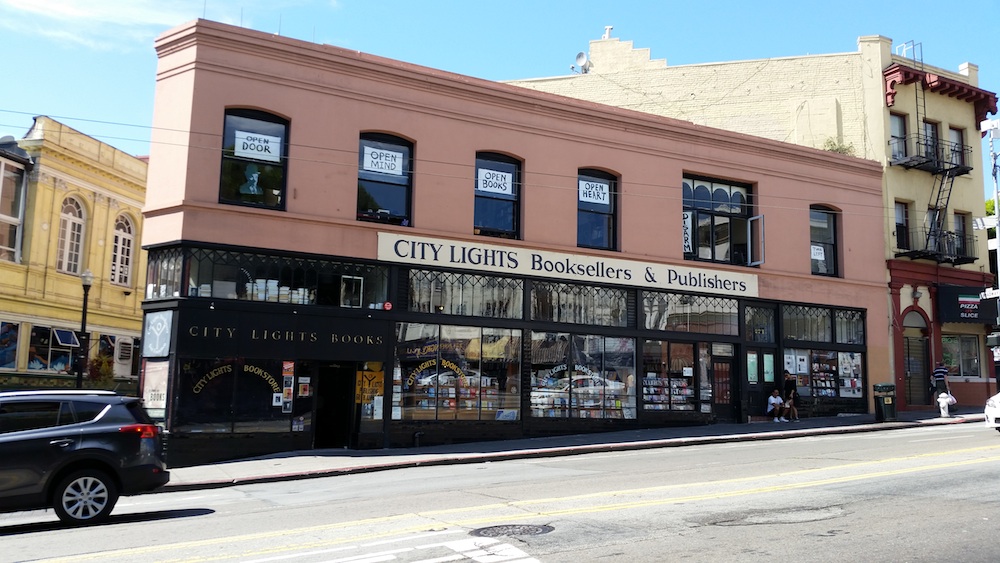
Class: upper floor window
577,169,617,250
810,206,838,277
220,109,288,210
357,134,413,226
922,121,940,161
682,176,760,266
948,127,966,166
894,201,910,250
57,197,84,275
889,113,907,160
474,152,520,239
111,215,134,286
0,159,26,262
953,212,969,256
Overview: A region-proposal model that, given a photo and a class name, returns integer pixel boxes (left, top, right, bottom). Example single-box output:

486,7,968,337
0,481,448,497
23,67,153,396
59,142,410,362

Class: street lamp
76,269,94,389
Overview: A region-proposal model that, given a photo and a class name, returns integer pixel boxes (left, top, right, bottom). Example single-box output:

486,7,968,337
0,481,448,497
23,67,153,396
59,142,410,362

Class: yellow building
0,116,146,389
508,34,999,410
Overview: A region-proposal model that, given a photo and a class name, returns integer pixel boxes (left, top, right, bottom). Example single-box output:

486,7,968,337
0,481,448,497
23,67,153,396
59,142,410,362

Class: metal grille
531,282,627,327
834,309,865,344
642,292,738,335
782,305,832,343
744,306,775,343
408,270,523,319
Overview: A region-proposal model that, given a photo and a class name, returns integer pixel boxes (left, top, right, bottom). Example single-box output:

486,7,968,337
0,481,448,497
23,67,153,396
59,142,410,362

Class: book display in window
838,352,863,398
810,351,839,397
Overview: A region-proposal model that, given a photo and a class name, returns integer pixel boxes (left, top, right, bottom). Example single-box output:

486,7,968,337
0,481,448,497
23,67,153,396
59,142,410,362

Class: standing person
767,388,788,422
783,370,800,421
931,361,950,396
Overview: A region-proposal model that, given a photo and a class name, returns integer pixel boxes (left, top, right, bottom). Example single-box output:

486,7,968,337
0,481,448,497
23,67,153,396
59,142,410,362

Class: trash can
873,383,896,422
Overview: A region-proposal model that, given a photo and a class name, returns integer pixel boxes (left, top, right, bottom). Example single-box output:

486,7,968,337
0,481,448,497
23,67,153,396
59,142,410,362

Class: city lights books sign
378,233,758,297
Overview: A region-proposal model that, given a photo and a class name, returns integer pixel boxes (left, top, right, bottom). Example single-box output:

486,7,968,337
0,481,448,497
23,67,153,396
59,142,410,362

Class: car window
72,400,110,423
124,401,155,424
0,401,67,433
98,403,142,424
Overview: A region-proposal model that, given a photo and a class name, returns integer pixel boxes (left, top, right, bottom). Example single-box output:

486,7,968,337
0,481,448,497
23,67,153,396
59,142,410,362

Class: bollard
413,431,425,447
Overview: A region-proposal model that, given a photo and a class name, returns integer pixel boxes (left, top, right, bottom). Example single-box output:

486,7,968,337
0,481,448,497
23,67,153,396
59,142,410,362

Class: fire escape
885,42,981,266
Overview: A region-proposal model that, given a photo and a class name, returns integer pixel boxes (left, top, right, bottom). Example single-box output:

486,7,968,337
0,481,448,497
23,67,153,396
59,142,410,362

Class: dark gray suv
0,390,169,525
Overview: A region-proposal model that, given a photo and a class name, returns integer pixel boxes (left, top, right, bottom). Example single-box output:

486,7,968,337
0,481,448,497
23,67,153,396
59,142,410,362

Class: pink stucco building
142,20,887,465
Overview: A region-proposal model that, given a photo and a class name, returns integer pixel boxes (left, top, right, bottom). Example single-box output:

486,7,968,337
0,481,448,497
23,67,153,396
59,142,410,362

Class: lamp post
76,269,94,389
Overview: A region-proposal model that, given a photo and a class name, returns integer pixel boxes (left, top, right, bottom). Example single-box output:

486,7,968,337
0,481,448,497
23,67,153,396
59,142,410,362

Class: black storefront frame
142,243,869,465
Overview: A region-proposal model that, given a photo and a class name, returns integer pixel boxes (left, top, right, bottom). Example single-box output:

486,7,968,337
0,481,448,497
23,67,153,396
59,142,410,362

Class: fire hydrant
937,392,951,418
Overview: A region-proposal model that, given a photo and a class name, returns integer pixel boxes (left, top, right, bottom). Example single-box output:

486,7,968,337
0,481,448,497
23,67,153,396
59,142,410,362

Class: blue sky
2,0,999,197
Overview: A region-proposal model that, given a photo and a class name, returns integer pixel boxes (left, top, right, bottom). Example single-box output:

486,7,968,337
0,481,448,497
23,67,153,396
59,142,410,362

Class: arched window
111,214,134,286
474,152,521,239
57,197,84,274
357,133,413,226
220,108,289,210
682,176,757,265
810,205,839,277
577,169,617,251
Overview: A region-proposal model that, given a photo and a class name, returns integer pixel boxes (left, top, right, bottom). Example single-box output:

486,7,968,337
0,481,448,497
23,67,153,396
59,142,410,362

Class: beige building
0,117,146,390
142,20,888,465
508,34,999,410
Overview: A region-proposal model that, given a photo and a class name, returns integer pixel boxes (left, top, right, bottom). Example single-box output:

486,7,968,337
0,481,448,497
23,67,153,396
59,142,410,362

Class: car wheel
52,469,119,525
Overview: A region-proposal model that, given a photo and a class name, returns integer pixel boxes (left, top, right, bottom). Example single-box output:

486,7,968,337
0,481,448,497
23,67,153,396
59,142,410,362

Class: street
3,423,999,562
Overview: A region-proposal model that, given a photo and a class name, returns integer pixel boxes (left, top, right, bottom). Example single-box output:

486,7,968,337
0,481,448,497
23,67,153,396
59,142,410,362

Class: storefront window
409,270,523,319
642,292,737,335
531,281,627,327
175,358,236,433
27,325,74,373
835,310,865,344
148,246,389,307
0,321,17,369
942,335,980,377
642,340,695,411
393,323,521,421
782,305,832,342
784,348,864,400
174,358,289,433
530,331,636,419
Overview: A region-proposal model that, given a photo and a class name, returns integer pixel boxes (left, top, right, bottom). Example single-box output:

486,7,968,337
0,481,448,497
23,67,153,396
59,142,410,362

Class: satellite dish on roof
574,52,592,73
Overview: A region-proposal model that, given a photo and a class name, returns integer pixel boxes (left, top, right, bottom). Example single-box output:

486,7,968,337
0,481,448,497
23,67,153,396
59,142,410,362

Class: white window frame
111,214,134,286
57,197,85,275
0,159,27,263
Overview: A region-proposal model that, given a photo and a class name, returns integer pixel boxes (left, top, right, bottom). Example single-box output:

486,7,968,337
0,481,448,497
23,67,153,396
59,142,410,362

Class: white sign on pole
973,216,997,230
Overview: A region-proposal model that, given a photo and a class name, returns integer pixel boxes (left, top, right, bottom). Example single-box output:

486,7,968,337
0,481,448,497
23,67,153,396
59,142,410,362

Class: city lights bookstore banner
378,233,758,297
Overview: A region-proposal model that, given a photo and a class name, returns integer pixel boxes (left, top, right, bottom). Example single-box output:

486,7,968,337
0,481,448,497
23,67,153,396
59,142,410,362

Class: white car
985,392,1000,432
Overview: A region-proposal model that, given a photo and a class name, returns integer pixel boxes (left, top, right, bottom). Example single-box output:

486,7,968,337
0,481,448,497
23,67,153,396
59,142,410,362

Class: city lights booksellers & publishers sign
377,233,758,297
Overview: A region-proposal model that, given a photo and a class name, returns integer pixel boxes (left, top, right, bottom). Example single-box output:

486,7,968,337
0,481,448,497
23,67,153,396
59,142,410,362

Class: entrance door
312,362,358,449
711,358,736,421
903,336,930,406
745,349,776,421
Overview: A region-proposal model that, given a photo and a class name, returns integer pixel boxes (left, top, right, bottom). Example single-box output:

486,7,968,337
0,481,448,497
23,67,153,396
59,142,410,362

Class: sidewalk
161,408,987,492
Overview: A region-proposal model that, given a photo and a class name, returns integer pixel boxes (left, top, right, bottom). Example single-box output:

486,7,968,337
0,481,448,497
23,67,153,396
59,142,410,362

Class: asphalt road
3,422,999,562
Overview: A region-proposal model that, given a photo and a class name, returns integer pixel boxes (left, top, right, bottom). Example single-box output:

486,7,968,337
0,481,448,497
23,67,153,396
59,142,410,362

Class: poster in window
578,179,609,206
363,146,404,176
235,130,282,163
811,245,825,260
477,168,513,196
